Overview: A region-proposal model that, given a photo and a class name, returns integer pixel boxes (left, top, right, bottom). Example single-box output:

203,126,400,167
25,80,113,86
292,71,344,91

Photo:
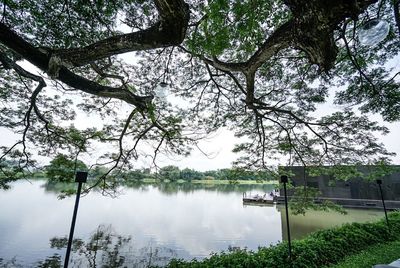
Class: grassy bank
167,212,400,268
330,240,400,268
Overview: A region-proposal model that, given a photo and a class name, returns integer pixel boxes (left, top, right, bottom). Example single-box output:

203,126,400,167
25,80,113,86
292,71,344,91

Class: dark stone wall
282,166,400,201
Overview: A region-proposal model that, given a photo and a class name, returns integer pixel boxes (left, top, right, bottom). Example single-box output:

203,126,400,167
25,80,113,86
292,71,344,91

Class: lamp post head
280,175,288,183
376,179,382,185
358,19,390,46
75,171,88,183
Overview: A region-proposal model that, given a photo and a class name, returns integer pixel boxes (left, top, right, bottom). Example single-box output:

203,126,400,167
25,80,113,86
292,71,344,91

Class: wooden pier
242,192,277,205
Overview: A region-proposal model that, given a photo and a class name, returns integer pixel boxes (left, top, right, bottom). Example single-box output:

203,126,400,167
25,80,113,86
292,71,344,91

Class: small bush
167,212,400,268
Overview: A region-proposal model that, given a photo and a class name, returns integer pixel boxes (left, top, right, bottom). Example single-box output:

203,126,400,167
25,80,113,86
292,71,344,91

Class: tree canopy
0,0,399,189
45,153,87,182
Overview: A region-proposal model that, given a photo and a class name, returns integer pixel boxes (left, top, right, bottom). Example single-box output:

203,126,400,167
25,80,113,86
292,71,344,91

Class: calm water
0,180,384,267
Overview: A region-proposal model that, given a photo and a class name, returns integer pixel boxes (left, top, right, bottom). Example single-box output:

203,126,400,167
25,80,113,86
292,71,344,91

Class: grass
330,240,400,268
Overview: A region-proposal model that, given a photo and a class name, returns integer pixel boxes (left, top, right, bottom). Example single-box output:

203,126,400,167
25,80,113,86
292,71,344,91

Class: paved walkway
373,259,400,268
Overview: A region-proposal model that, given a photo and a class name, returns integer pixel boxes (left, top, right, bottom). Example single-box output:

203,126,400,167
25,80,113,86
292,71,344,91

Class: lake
0,180,384,267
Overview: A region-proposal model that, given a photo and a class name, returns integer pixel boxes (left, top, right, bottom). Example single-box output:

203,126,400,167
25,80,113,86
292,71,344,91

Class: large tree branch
285,0,377,71
192,20,294,75
191,0,378,127
190,0,377,75
0,22,153,111
0,52,49,126
246,21,294,73
0,0,190,110
53,0,190,67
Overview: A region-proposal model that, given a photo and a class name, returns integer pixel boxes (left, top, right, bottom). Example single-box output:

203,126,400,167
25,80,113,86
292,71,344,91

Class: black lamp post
64,171,88,268
376,179,390,229
281,175,292,260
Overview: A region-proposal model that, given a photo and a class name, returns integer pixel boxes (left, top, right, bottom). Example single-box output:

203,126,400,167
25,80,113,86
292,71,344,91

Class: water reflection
51,225,176,268
1,225,178,267
278,206,384,240
122,180,277,195
50,225,132,267
42,181,76,194
36,254,62,268
0,180,385,267
41,180,277,196
0,257,24,268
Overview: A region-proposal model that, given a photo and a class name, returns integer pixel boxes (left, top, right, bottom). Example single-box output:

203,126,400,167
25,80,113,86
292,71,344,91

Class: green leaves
187,0,288,58
0,0,399,190
158,165,181,181
2,0,127,48
45,154,87,183
289,186,346,215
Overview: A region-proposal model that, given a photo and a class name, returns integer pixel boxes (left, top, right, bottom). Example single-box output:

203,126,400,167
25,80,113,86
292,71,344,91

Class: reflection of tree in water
123,181,276,195
36,254,62,268
0,225,177,268
0,257,23,268
135,244,177,268
41,179,276,197
49,225,130,267
59,225,176,267
41,181,76,194
0,256,59,268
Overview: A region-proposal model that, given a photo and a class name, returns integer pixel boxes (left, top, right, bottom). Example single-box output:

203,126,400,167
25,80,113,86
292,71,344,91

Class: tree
181,167,203,180
45,154,87,183
121,168,153,180
0,0,399,190
158,165,181,181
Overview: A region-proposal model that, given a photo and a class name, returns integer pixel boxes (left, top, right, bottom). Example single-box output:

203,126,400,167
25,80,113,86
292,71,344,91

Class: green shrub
167,212,400,268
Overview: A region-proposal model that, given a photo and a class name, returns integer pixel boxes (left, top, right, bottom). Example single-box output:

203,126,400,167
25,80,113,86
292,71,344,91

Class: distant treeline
120,165,276,181
31,154,275,182
37,154,276,182
6,153,396,185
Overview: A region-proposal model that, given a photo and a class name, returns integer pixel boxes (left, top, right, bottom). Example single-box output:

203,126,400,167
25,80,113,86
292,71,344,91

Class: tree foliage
45,154,87,182
0,0,399,189
158,165,182,181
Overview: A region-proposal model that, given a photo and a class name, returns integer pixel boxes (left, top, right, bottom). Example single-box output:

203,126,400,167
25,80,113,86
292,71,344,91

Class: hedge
167,212,400,268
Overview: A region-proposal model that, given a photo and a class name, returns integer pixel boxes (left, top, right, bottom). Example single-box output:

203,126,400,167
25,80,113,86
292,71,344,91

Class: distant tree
216,169,226,180
217,169,236,180
180,168,203,180
158,165,181,181
122,168,153,181
203,170,218,180
45,154,87,183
